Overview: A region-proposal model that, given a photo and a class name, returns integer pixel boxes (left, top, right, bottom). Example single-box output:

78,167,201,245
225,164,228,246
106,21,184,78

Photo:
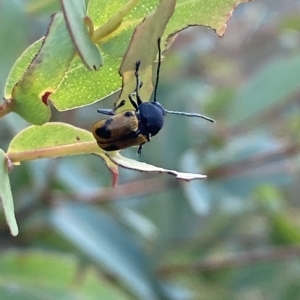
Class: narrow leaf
0,250,130,299
50,203,162,300
228,55,300,126
117,0,176,111
109,152,207,181
0,149,18,236
61,0,102,70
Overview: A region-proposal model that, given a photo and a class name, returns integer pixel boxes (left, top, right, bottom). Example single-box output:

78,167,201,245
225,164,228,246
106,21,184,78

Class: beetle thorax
138,102,165,136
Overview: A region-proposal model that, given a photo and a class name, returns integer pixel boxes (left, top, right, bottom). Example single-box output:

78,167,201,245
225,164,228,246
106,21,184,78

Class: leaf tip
10,226,19,237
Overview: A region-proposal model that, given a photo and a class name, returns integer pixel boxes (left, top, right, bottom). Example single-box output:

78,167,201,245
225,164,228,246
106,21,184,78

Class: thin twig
52,177,177,203
160,245,300,276
208,143,299,179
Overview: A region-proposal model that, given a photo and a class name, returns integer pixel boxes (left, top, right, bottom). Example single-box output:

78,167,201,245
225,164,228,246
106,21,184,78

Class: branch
0,98,14,118
160,245,300,276
53,177,177,203
208,143,299,179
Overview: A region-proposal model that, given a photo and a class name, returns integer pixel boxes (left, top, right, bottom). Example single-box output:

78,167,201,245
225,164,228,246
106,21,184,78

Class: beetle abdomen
92,111,148,151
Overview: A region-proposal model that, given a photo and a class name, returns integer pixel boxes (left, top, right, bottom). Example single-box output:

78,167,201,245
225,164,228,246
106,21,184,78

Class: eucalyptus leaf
11,13,75,124
0,149,18,236
61,0,102,70
0,250,130,300
50,203,164,300
228,55,300,126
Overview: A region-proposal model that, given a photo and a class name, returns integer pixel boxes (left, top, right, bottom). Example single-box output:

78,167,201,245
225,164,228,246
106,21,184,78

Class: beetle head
138,101,165,136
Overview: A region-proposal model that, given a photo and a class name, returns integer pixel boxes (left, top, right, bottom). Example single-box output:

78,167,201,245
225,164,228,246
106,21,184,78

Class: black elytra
92,38,215,155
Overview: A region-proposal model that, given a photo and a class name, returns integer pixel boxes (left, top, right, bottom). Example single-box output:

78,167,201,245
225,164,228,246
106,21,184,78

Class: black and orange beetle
92,39,214,155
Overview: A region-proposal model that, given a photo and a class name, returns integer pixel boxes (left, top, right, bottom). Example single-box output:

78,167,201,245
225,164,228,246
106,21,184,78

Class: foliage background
1,0,300,299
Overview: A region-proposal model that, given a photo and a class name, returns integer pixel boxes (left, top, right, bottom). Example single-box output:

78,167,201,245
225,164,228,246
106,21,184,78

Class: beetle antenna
153,38,161,103
164,110,215,122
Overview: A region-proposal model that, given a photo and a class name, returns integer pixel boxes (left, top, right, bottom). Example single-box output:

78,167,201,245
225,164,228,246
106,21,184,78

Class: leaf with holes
4,0,251,119
116,0,250,111
11,13,75,125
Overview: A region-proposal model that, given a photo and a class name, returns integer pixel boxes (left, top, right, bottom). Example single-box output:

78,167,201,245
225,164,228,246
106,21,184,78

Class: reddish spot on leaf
41,92,52,105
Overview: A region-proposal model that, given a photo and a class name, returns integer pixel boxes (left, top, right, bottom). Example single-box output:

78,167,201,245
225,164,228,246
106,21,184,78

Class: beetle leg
136,131,150,155
129,93,139,111
115,99,126,109
137,144,143,155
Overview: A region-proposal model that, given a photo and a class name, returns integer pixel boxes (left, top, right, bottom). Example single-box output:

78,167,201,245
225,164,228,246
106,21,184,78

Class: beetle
92,38,214,155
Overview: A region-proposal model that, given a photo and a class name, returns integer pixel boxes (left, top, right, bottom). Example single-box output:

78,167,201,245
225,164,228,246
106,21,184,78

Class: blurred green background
1,0,300,299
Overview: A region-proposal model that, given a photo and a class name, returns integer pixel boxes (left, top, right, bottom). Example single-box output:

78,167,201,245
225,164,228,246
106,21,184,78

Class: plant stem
8,141,101,163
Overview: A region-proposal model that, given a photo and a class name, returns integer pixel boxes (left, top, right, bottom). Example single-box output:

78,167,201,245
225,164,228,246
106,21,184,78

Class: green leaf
0,250,130,300
228,55,300,126
90,0,140,45
61,0,102,70
5,0,249,117
0,149,18,236
166,0,250,37
88,0,157,57
271,213,300,245
7,123,119,185
50,203,163,300
117,0,176,111
11,12,75,125
49,0,142,111
52,0,247,112
50,53,121,111
116,0,249,110
7,122,98,163
4,40,42,99
7,123,95,155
